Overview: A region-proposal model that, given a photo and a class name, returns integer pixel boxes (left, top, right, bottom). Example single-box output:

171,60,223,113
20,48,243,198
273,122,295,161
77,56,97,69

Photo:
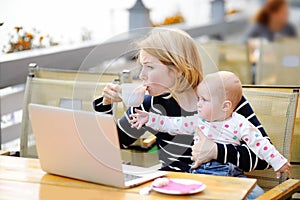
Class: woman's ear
222,100,232,112
175,67,183,76
172,68,184,80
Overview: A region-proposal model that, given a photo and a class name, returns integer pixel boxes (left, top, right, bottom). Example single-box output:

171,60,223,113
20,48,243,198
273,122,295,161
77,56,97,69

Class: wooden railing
0,84,25,149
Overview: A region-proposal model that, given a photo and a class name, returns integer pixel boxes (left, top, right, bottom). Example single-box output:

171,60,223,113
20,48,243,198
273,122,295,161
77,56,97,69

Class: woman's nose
139,68,147,80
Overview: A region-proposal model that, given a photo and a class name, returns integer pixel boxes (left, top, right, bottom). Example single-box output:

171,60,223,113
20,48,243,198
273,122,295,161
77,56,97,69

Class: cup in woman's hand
118,84,145,107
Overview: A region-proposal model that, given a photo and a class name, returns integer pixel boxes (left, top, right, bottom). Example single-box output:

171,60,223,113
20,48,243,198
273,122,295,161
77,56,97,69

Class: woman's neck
268,19,283,32
172,88,198,112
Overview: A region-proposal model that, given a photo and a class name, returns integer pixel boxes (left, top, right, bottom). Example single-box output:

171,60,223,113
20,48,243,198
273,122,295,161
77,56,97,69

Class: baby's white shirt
146,112,287,171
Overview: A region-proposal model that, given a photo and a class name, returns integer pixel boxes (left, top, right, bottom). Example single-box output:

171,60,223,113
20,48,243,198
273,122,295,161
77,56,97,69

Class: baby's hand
129,109,150,129
276,162,291,179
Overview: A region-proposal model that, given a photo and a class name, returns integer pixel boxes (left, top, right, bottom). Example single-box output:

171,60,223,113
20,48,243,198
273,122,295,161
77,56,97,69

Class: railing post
0,89,2,149
210,0,225,39
28,63,38,78
210,0,225,22
20,63,38,157
121,70,132,83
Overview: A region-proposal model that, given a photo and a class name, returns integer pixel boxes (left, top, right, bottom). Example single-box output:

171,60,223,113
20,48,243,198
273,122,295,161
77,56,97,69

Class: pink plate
152,178,206,195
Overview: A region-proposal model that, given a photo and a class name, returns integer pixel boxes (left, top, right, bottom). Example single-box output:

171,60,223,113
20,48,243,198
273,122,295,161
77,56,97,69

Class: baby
130,71,290,177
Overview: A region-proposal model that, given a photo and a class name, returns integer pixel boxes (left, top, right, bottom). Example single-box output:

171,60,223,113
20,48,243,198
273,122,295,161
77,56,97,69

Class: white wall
3,0,297,55
0,0,215,52
0,0,133,49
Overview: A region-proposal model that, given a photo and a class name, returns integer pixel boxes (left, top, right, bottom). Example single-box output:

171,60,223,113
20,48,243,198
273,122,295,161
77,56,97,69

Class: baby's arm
130,109,198,135
129,109,150,129
238,118,290,177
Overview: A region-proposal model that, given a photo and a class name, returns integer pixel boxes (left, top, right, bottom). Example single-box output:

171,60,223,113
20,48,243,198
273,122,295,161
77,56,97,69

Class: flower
17,39,24,46
25,33,34,39
14,26,22,32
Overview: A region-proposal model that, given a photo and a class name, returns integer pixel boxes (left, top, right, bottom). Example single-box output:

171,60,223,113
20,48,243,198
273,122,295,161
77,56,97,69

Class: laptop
28,103,167,188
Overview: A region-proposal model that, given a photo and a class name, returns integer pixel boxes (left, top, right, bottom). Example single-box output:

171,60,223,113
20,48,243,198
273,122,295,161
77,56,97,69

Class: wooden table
0,156,257,200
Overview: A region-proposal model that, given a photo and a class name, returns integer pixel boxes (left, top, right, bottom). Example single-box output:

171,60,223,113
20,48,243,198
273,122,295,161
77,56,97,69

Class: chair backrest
243,89,299,190
20,65,123,158
243,85,300,164
255,39,300,85
35,67,121,83
199,41,252,84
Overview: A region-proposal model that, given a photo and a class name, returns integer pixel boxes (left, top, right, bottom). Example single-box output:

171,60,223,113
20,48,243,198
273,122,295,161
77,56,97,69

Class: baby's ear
222,100,232,112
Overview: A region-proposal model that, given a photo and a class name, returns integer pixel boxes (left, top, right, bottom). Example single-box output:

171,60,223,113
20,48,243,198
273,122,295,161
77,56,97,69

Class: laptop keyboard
124,173,142,182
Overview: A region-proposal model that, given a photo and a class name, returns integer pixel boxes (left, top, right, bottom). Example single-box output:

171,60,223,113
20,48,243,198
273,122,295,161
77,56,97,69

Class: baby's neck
223,111,234,121
206,111,234,122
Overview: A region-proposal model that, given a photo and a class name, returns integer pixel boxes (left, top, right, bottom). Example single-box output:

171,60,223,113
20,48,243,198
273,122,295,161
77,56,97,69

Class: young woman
94,29,266,198
243,0,297,42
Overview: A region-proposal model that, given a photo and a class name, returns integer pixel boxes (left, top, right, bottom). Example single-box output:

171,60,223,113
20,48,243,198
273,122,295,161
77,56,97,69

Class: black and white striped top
93,94,269,172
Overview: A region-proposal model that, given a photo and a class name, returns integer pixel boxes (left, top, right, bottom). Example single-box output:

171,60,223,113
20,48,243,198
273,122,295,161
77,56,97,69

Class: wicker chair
243,89,299,191
199,41,252,84
243,86,300,164
255,39,300,85
20,64,122,158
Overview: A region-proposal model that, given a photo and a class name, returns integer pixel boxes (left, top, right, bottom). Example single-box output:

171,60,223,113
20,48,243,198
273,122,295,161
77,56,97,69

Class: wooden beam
257,179,300,200
0,150,10,156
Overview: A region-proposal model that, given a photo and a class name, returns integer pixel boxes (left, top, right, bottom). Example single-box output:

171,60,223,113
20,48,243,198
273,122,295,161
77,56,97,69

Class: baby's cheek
201,113,208,121
203,110,212,119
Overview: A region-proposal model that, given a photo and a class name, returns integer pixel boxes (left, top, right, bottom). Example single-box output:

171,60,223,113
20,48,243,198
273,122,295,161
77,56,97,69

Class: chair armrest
142,135,156,148
0,150,10,156
257,179,300,200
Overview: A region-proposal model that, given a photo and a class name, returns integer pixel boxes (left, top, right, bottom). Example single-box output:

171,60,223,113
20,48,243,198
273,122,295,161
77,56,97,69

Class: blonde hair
135,28,203,94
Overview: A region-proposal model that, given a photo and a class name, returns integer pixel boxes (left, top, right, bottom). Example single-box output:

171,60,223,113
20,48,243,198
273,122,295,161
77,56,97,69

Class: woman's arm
93,97,113,114
215,96,270,172
93,96,151,148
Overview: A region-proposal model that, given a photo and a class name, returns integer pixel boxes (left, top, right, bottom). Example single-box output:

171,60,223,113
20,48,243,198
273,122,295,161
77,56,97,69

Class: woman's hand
276,162,291,179
102,83,122,105
129,109,150,129
191,127,218,169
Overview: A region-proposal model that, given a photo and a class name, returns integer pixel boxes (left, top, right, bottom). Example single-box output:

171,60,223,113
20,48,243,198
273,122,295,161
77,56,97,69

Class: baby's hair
204,71,242,110
223,72,243,109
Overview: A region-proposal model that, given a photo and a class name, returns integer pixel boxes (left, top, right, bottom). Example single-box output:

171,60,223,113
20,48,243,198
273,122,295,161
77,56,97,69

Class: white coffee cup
118,83,146,107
